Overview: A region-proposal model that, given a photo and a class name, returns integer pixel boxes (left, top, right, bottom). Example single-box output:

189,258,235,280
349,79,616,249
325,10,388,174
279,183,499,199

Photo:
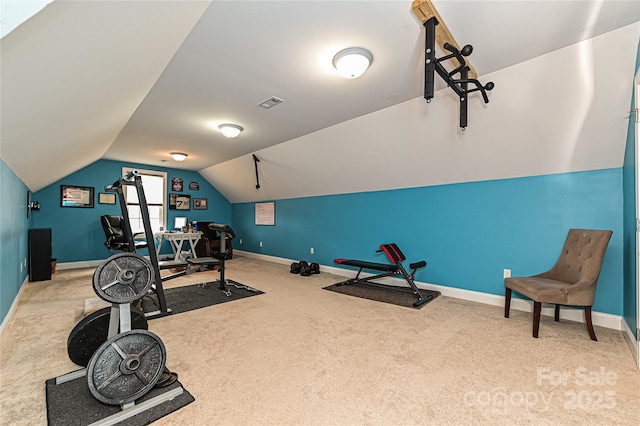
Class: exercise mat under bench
142,280,264,316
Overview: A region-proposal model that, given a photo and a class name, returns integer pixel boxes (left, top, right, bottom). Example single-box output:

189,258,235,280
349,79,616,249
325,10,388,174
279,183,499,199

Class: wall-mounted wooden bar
411,0,478,79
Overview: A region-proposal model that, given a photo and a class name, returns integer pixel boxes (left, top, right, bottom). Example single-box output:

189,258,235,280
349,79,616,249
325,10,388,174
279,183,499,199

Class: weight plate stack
67,306,148,367
87,330,166,405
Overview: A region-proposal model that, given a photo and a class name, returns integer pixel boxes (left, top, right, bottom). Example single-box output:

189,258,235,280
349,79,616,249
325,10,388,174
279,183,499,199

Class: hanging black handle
450,78,494,103
253,154,261,189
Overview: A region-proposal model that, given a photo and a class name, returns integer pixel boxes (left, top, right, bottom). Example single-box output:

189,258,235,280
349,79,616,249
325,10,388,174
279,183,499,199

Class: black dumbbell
299,261,311,276
310,263,320,274
290,262,301,274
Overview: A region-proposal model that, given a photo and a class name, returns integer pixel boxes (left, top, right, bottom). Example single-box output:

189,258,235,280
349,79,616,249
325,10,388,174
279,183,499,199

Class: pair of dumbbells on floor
290,260,320,276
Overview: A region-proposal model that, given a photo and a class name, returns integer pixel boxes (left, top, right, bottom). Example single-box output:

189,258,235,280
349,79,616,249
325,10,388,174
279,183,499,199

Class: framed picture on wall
171,177,184,192
61,185,94,208
255,202,275,225
176,195,190,210
98,193,116,204
193,198,207,210
169,193,190,209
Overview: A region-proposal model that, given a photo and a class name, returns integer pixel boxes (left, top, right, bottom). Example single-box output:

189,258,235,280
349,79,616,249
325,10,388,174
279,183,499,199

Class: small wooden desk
154,231,202,261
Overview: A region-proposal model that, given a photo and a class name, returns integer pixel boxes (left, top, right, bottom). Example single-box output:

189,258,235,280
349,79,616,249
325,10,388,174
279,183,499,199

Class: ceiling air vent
258,96,283,109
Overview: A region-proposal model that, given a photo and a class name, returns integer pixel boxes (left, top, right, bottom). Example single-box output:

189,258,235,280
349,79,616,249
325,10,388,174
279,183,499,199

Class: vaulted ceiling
2,1,639,201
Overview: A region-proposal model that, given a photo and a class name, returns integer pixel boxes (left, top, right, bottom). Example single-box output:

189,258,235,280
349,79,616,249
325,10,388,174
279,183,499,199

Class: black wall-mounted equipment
253,154,261,189
423,17,494,129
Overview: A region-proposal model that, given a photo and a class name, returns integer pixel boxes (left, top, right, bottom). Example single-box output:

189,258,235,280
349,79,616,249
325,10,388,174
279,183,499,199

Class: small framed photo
176,195,190,210
170,193,190,210
61,185,94,208
98,193,117,204
193,198,208,210
171,177,184,192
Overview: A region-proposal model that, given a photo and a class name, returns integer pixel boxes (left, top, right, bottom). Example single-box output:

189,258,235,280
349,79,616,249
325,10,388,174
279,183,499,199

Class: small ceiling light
332,47,373,79
170,152,188,161
218,123,243,138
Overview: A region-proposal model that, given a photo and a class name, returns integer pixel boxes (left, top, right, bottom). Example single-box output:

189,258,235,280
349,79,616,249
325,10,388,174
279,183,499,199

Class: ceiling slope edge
0,0,212,192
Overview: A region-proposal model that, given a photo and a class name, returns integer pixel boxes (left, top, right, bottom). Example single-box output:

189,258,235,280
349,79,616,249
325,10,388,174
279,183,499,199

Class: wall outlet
503,268,511,278
20,263,23,272
259,241,263,247
310,247,314,254
239,239,243,244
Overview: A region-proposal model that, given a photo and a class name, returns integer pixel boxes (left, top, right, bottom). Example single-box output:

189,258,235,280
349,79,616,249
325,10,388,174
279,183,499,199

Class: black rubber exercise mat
45,371,194,426
323,281,440,309
142,280,263,316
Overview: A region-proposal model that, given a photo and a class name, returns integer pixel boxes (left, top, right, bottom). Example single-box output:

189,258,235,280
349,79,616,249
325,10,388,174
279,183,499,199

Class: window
122,168,167,234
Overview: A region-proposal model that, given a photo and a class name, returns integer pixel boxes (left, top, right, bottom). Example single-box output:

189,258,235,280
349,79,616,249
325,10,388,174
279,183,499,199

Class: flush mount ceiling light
170,152,188,161
218,123,243,138
332,47,373,78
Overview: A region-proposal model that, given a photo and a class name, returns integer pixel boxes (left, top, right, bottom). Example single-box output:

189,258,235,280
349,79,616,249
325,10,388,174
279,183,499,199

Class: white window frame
121,167,168,233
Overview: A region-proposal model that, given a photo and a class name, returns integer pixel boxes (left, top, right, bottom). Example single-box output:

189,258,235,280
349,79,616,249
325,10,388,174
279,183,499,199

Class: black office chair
100,215,148,254
194,221,233,260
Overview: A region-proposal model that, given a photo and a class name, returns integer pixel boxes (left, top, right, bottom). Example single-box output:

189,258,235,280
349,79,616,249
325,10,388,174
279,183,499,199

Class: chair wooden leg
585,306,597,341
504,288,512,318
554,304,560,322
533,302,541,338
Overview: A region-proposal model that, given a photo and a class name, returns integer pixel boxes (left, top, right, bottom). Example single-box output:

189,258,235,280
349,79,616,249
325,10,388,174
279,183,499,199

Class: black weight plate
67,306,148,367
87,330,166,405
93,253,154,303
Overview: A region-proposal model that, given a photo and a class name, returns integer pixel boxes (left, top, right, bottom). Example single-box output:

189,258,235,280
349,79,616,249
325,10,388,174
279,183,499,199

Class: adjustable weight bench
193,223,259,295
334,243,433,307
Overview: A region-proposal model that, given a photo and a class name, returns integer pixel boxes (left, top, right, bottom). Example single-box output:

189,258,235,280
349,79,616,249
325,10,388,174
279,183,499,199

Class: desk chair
100,215,148,254
194,221,233,259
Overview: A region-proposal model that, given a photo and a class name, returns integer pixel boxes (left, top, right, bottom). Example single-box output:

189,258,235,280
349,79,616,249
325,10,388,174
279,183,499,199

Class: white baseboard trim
3,259,103,339
57,260,103,270
0,275,29,342
234,250,624,331
235,250,293,266
622,319,639,368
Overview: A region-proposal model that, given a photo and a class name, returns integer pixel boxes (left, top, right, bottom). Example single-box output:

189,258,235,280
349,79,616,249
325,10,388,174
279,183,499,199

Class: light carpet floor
1,255,639,425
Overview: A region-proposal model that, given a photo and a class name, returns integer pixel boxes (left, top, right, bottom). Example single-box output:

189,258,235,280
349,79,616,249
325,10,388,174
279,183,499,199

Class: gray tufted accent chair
504,228,612,340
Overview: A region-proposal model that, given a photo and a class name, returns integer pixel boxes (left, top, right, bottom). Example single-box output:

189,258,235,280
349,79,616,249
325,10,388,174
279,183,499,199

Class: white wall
201,23,640,203
1,0,211,191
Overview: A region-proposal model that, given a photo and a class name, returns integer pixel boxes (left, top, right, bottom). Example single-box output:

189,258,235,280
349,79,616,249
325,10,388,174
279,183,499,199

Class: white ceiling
1,0,639,193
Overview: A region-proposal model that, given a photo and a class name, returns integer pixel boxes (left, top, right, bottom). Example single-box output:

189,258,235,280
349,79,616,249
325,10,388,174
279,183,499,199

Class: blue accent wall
233,169,624,316
31,159,232,263
621,39,640,337
0,159,30,324
0,163,631,324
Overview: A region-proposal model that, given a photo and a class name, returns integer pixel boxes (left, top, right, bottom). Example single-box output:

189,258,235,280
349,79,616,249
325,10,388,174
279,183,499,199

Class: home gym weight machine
103,170,233,318
51,172,249,424
102,170,172,318
103,170,247,317
64,171,229,370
